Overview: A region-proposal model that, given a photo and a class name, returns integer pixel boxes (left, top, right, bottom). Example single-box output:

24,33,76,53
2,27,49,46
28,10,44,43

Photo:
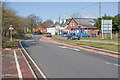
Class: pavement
2,48,35,79
21,35,119,78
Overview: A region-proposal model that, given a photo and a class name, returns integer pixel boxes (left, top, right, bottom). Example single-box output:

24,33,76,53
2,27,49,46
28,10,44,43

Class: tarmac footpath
2,48,35,80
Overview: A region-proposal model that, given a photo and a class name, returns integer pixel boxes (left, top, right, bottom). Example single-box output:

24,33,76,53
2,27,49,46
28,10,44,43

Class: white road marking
59,46,68,49
68,47,80,51
59,46,80,51
104,61,120,67
13,50,23,80
19,48,37,79
40,36,43,41
19,40,47,80
25,40,34,42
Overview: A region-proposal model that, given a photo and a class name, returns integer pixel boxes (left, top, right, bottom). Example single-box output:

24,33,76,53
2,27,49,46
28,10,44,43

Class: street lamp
34,16,39,32
9,25,14,41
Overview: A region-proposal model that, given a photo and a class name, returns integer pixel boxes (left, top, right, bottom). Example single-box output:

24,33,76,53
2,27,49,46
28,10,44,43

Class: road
21,35,118,78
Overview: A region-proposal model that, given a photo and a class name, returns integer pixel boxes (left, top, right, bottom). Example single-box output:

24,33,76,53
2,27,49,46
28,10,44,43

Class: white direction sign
101,20,112,39
101,20,112,33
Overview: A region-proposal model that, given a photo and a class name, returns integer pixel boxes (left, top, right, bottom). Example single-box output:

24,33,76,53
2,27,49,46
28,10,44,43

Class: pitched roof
73,18,97,28
60,19,70,27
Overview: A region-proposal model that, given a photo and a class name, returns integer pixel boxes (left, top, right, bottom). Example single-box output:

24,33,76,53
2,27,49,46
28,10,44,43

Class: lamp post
34,16,39,32
78,26,81,38
9,25,14,41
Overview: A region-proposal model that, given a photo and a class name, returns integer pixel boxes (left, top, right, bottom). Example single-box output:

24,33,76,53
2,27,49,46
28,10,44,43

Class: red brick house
32,23,46,33
67,18,99,36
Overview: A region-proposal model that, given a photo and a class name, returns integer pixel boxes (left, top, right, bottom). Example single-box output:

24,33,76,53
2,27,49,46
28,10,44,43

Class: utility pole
99,2,101,18
58,14,61,35
59,14,61,24
99,2,103,39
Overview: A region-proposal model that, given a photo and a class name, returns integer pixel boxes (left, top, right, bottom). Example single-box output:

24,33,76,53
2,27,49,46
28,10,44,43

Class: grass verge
53,38,118,52
81,37,118,42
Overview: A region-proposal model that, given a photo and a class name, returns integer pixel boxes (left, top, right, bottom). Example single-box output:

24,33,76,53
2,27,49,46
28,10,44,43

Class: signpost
101,20,112,39
9,25,14,41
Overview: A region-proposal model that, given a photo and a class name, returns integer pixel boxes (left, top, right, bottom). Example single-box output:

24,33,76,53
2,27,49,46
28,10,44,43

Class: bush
2,37,9,42
13,33,25,39
55,32,58,35
2,41,16,48
37,30,42,34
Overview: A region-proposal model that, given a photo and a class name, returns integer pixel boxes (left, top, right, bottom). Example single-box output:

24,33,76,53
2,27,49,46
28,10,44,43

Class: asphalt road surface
21,35,118,78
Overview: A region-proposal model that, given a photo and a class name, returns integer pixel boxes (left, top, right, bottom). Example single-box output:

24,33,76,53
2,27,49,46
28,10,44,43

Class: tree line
2,2,43,38
94,14,120,32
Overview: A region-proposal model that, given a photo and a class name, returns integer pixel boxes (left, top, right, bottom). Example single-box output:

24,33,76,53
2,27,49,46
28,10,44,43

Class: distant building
67,18,99,36
52,19,70,35
47,19,68,35
60,19,70,33
46,25,56,35
32,23,46,33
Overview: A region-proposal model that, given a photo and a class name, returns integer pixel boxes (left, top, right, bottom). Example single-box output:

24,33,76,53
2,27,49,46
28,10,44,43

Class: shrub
13,33,25,39
37,30,42,34
2,37,9,42
2,41,16,48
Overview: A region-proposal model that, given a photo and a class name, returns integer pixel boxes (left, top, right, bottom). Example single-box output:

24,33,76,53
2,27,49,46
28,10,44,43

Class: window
70,23,72,26
73,23,75,26
70,23,75,27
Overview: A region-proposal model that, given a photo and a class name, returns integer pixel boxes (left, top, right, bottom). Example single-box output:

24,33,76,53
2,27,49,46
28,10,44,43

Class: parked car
33,32,38,35
61,32,68,37
46,32,52,37
67,33,80,40
81,33,90,37
91,33,96,37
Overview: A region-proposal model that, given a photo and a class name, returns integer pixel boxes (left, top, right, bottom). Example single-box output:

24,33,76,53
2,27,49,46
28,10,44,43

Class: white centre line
13,50,23,80
104,61,120,67
69,47,80,51
59,46,68,49
59,46,80,51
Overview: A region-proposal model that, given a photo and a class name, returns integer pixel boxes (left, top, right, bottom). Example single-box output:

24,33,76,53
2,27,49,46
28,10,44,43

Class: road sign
101,20,112,39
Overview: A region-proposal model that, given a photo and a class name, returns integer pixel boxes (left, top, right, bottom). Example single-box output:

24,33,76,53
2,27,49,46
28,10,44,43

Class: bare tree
28,14,42,29
42,19,53,28
70,12,81,18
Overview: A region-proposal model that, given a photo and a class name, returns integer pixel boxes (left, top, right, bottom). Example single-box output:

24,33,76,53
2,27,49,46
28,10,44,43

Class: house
32,23,46,33
60,19,70,33
46,25,56,35
46,19,70,35
37,23,46,32
47,19,68,35
67,18,99,36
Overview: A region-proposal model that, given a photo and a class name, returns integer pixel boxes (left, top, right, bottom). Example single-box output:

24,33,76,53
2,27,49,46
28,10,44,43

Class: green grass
2,41,16,48
81,37,118,42
53,38,118,52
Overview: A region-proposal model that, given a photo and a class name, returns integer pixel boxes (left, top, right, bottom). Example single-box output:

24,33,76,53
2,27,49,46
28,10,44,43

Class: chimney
64,19,66,24
60,20,62,24
53,19,56,24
